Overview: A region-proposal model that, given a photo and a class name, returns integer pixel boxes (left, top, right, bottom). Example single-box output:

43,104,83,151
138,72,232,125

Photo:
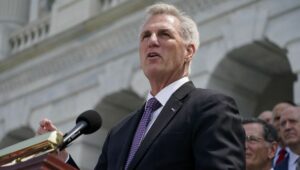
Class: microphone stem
59,121,87,150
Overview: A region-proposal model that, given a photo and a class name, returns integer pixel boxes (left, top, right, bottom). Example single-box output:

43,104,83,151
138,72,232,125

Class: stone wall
0,0,299,169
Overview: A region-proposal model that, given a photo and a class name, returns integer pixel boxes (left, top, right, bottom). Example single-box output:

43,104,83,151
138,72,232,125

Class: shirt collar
287,147,300,164
146,77,189,106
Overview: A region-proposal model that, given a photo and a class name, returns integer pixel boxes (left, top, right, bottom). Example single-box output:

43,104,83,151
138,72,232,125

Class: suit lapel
117,107,145,169
128,82,195,169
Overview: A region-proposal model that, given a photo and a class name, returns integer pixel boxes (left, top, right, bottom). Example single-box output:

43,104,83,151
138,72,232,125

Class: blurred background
0,0,299,169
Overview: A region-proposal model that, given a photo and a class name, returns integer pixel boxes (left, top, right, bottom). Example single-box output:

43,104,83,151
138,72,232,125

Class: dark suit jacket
274,155,289,170
94,81,245,170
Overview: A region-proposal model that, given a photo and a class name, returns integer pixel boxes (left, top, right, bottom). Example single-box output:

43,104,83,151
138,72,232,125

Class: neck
147,64,189,96
149,77,179,96
148,73,188,96
278,138,286,147
290,144,300,155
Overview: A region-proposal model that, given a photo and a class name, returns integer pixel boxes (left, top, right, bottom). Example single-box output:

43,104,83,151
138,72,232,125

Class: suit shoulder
187,88,239,115
192,88,235,102
109,109,139,134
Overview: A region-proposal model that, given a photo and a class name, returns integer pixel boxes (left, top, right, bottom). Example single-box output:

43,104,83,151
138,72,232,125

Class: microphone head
76,110,102,134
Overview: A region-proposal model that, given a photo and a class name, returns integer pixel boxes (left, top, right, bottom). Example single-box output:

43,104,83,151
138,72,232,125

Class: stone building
0,0,299,169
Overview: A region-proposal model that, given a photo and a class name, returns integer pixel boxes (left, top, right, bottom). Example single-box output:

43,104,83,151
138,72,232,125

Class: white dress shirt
143,77,189,137
287,148,300,170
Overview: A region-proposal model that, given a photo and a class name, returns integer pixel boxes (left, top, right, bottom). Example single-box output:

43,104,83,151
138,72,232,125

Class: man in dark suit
272,102,295,169
94,2,245,170
38,2,245,170
275,106,300,170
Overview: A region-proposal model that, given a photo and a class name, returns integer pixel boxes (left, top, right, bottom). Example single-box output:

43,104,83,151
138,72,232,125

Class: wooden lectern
0,131,77,170
0,153,77,170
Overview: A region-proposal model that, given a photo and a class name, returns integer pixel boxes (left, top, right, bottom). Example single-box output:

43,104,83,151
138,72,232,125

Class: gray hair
145,3,200,51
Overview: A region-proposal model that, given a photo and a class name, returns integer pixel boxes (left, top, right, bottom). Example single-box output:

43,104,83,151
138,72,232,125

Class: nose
245,142,249,149
285,121,292,129
148,33,159,48
282,121,292,131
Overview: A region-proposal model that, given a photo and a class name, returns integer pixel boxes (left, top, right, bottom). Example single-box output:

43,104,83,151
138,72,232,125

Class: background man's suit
274,155,289,170
95,81,245,170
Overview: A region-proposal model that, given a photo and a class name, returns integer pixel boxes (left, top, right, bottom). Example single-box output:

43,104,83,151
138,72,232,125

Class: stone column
29,0,40,22
287,40,300,105
0,0,30,60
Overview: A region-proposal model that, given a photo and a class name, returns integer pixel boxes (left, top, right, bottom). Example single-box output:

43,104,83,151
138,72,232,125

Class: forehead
281,108,300,120
141,14,180,32
259,111,272,118
273,103,291,113
243,123,264,136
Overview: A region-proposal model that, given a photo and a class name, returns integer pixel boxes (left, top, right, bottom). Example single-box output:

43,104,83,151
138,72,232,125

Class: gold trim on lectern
0,131,63,166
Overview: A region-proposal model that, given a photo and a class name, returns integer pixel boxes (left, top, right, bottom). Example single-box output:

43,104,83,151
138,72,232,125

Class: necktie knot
279,148,286,155
145,97,161,115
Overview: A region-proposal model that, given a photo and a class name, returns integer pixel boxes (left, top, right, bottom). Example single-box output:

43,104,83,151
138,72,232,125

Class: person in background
272,101,296,169
243,118,278,170
277,106,300,170
38,2,246,170
258,110,273,124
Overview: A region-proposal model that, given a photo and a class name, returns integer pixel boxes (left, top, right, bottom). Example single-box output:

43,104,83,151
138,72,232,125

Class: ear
267,142,278,159
185,44,196,62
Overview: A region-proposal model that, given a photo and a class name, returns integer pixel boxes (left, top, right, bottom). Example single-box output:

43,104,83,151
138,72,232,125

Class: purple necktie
125,97,161,169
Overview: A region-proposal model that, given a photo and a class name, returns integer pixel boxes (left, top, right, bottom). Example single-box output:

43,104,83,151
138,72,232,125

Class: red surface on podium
0,154,78,170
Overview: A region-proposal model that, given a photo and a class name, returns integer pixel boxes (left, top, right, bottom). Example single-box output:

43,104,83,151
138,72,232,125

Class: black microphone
59,110,102,150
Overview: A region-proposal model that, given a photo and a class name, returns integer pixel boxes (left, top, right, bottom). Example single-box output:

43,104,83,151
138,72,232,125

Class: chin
145,68,162,77
288,139,300,144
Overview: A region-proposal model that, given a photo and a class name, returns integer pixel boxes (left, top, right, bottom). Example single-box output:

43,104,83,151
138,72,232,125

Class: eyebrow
141,28,174,35
140,30,151,37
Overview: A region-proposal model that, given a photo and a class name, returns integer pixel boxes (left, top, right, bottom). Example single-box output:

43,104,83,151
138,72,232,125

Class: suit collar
127,81,195,169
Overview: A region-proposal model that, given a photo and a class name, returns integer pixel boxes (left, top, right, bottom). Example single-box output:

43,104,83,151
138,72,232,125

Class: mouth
285,133,296,138
245,150,252,157
147,52,161,58
245,154,253,159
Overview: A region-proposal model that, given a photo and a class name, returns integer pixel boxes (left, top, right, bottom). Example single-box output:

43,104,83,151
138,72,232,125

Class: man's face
244,123,275,170
139,14,192,82
280,107,300,148
273,103,292,132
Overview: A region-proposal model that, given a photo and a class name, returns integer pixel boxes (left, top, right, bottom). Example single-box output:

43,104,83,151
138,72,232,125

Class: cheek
248,144,261,154
246,145,255,153
255,146,269,157
139,45,145,56
139,46,147,61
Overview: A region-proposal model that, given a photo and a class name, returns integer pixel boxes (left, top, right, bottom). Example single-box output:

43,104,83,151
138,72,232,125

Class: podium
0,131,77,170
0,153,77,170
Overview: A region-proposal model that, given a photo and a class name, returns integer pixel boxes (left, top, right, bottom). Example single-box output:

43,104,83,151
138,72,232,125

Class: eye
141,32,151,41
280,120,286,127
157,29,174,39
159,31,171,38
162,32,170,37
246,135,263,144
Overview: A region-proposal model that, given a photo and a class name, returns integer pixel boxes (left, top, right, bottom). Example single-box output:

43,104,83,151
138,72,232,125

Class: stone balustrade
9,15,50,54
8,0,130,54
